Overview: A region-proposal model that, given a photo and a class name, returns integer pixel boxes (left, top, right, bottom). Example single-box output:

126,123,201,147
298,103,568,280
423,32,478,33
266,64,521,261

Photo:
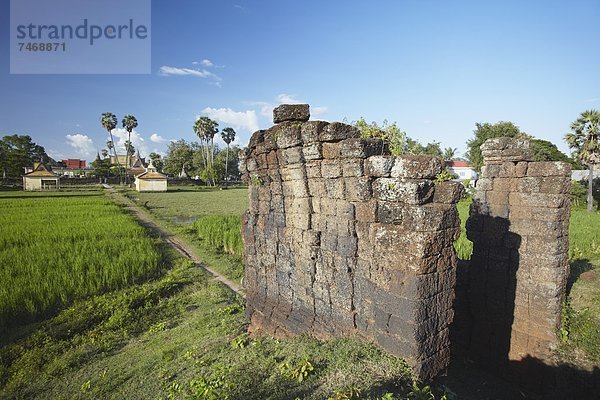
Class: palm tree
221,127,236,182
443,147,457,161
101,112,119,168
193,117,219,185
122,115,138,184
565,109,600,212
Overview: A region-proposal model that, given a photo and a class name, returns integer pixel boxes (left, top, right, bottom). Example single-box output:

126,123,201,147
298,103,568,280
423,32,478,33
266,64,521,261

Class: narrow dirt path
104,186,244,298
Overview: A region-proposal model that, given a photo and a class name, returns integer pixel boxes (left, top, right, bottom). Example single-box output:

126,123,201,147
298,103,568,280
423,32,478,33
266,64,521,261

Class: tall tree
101,113,119,166
221,127,236,181
0,135,51,178
443,147,457,161
529,139,573,164
148,152,164,172
193,117,219,185
121,114,138,184
466,121,528,171
164,140,194,176
565,110,600,212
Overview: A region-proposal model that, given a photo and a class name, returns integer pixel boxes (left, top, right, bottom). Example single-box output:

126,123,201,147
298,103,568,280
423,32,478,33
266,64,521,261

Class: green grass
561,207,600,364
0,191,164,333
125,187,248,282
0,257,418,400
129,187,248,224
454,199,473,261
192,215,243,259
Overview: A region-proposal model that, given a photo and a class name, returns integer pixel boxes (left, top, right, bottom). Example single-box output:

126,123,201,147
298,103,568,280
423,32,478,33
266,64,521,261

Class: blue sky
1,0,599,162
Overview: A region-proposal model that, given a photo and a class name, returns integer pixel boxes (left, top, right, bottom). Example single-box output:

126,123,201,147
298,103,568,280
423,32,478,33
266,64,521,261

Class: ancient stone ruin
462,138,571,371
240,104,571,382
241,104,464,380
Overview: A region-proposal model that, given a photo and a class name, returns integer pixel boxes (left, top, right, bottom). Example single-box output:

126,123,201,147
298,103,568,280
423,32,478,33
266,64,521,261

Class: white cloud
158,66,221,82
199,59,214,67
150,133,170,144
201,107,259,134
312,106,328,116
108,128,150,157
277,93,301,104
65,134,94,157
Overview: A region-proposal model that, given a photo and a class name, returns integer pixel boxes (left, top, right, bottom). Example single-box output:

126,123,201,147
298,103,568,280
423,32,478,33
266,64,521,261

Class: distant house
110,152,146,171
23,162,60,190
446,160,478,184
135,161,167,192
572,169,600,181
53,158,89,177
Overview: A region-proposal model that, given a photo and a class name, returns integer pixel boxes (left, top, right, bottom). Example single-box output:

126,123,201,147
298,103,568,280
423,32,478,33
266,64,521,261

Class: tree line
2,110,597,210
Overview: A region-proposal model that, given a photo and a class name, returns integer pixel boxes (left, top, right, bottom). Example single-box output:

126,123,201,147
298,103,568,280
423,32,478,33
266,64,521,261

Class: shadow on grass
567,259,595,294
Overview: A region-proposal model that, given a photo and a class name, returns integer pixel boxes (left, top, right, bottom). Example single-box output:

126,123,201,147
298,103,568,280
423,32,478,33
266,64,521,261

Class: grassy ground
125,187,248,282
130,187,248,223
0,191,164,333
1,190,434,399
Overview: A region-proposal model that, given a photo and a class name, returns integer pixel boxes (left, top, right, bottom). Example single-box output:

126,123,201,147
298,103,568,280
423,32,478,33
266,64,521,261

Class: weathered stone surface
320,122,361,142
273,103,310,123
463,136,571,374
433,181,465,204
242,108,462,382
390,155,444,179
365,155,394,177
372,178,434,204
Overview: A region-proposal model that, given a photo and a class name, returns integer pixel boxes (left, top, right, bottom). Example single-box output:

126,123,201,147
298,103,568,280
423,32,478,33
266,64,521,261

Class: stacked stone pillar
466,138,571,369
241,104,464,381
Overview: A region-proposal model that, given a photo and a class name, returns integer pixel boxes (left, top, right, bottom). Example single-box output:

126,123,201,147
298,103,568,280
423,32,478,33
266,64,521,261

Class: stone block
390,155,444,179
339,138,381,158
514,176,571,194
324,178,346,199
509,192,568,208
320,122,361,142
301,120,328,143
433,181,465,204
273,121,303,148
344,177,372,201
273,104,310,123
365,155,394,177
322,142,342,159
355,200,378,223
372,178,434,204
321,159,342,178
302,143,323,160
526,161,571,177
277,146,304,166
342,158,364,177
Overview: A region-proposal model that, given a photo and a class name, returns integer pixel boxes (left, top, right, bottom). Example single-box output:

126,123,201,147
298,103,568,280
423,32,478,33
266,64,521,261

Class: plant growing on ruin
434,169,458,184
354,118,406,155
251,175,264,186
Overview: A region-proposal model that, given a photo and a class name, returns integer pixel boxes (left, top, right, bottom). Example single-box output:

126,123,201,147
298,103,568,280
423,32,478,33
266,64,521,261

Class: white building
446,160,478,184
23,163,60,191
572,169,600,181
135,161,167,192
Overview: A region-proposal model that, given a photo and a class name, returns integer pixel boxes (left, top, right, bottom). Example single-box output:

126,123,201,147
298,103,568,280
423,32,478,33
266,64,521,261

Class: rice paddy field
0,191,164,333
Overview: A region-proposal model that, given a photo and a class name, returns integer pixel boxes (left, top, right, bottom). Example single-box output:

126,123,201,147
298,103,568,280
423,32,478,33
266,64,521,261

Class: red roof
446,160,472,168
